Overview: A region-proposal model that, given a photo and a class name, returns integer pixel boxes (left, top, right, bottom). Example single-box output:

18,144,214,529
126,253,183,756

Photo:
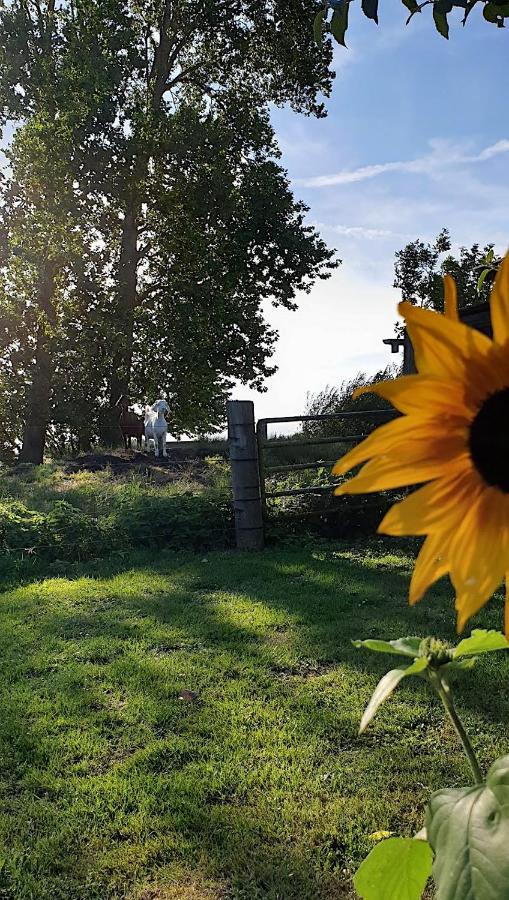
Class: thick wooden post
227,400,264,550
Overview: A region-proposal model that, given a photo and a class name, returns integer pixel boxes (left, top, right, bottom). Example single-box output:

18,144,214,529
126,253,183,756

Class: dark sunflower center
469,387,509,492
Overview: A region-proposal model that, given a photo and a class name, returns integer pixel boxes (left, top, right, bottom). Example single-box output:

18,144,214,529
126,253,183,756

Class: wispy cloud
332,224,396,239
299,138,509,188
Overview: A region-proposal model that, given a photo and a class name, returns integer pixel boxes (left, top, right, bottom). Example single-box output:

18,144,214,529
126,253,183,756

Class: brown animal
118,400,145,450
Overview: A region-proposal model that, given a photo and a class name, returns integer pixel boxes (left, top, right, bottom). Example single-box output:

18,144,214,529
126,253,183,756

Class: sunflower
333,250,509,635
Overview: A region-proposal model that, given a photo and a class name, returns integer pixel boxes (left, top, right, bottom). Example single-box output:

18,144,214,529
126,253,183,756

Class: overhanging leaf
330,3,349,46
313,8,326,45
483,1,503,20
354,837,433,900
477,268,490,293
359,657,429,734
401,0,420,13
361,0,379,23
433,6,450,36
462,0,480,23
427,754,509,900
353,636,422,658
453,629,509,658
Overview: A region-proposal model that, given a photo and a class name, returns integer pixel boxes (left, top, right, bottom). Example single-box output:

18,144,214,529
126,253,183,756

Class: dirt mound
64,451,210,482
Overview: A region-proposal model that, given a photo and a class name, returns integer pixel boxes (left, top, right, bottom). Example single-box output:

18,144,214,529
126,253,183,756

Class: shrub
0,461,233,563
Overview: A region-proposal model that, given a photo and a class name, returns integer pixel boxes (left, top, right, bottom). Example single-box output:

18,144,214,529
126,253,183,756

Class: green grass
0,545,508,899
0,460,233,565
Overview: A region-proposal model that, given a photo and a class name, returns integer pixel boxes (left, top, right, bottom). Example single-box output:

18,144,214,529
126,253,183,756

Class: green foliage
0,461,232,563
330,3,349,46
0,0,338,454
393,229,500,334
427,755,509,900
352,636,423,657
315,0,508,48
454,629,509,658
303,367,398,440
354,629,509,733
354,837,433,900
354,630,509,898
358,657,429,733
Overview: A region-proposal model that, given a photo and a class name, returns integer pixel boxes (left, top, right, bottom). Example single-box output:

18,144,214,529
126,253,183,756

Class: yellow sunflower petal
399,301,507,402
490,250,509,346
334,451,469,496
443,274,458,321
332,415,424,477
506,577,509,639
332,415,468,480
378,463,482,537
449,488,509,631
409,533,451,606
353,375,475,419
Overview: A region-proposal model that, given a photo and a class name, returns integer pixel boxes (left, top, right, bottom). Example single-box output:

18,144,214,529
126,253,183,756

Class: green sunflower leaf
427,754,509,900
441,657,478,673
353,636,422,658
359,657,429,734
354,836,433,900
453,629,509,658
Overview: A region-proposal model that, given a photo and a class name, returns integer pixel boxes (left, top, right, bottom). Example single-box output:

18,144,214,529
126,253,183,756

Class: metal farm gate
227,400,395,550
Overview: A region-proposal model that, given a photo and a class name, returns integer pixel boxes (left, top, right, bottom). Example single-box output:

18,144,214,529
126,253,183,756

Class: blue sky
238,5,509,431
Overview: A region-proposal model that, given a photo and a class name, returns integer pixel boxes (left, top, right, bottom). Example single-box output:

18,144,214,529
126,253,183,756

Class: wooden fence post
227,400,264,550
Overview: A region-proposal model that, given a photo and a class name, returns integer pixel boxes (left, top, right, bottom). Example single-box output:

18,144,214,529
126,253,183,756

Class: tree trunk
103,3,175,445
19,269,56,465
101,204,140,446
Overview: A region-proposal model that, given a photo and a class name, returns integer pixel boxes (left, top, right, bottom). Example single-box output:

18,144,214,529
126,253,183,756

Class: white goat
144,398,169,457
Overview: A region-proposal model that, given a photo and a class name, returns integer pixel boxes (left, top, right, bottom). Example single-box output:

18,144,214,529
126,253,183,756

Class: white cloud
332,224,396,239
476,139,509,161
299,137,509,188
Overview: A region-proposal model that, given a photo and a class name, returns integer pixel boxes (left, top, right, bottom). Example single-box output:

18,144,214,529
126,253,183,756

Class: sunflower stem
428,669,483,785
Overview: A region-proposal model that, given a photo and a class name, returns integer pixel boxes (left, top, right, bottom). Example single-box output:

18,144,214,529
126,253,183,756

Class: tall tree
120,98,337,434
0,0,137,461
84,0,335,440
394,228,500,314
0,0,336,458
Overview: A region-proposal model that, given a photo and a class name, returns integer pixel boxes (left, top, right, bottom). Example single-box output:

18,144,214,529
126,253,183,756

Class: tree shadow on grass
0,546,508,899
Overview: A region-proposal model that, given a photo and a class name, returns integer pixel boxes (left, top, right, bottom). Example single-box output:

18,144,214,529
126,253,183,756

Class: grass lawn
1,544,508,899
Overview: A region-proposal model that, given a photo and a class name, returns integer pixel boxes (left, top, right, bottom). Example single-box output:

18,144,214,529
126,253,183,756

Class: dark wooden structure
227,401,265,550
401,301,491,374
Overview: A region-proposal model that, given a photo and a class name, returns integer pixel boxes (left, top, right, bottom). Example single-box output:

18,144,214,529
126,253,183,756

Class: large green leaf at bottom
354,837,433,900
427,754,509,900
